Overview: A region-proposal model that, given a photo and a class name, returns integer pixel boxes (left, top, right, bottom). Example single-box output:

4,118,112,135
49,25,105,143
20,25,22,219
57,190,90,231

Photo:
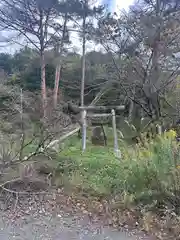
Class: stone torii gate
79,105,125,158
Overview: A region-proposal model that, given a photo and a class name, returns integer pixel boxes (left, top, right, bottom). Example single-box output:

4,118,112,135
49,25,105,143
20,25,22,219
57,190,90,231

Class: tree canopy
0,0,180,125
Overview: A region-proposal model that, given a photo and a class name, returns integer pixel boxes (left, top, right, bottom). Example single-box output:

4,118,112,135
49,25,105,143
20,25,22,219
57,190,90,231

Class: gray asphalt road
0,212,149,240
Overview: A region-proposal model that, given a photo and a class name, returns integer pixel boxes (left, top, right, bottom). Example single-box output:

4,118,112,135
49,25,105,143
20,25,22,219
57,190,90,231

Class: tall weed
58,131,180,210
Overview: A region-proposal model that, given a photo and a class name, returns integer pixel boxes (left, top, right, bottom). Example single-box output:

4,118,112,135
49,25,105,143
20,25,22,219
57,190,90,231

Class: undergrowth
57,130,180,213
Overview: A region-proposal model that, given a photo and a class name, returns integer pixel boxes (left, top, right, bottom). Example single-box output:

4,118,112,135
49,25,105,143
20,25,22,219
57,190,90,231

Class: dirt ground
0,213,150,240
0,191,153,240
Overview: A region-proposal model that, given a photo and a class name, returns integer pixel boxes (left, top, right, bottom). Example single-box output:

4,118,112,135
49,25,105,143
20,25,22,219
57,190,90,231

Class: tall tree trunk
143,0,161,120
39,9,47,118
150,0,161,120
81,14,86,107
128,86,135,122
53,14,68,108
54,64,61,107
80,3,87,152
40,51,47,118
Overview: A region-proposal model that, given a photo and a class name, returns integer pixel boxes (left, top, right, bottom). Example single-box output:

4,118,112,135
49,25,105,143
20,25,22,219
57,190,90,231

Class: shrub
57,131,180,211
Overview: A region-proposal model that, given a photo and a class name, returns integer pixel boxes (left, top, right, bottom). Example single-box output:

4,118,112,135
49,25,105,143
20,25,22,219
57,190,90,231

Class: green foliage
22,64,55,90
0,48,109,102
0,53,13,74
58,141,121,195
56,131,180,211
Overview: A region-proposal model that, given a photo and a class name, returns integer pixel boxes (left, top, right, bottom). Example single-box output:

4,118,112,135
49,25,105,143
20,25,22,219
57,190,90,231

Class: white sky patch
115,0,134,12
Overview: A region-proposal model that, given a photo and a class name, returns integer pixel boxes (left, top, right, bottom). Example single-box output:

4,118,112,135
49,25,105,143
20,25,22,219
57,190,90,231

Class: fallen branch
44,124,80,152
13,192,19,212
0,185,48,195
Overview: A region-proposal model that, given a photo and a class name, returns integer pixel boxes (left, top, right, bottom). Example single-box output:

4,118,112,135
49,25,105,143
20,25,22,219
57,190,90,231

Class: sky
117,0,135,10
84,0,135,52
102,0,134,12
0,0,135,53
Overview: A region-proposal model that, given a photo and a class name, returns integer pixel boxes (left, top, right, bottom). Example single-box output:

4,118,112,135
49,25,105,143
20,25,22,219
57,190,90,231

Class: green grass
7,123,180,211
56,131,180,212
58,136,121,195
